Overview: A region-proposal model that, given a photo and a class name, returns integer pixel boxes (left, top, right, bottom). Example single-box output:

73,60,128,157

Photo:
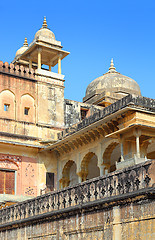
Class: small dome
16,38,28,57
85,59,141,97
34,17,55,41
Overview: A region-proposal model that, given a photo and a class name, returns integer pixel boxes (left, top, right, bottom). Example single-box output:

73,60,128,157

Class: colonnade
59,131,151,189
59,140,120,189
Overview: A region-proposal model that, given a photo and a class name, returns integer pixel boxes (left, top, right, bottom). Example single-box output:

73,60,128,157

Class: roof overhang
105,124,155,139
16,41,70,67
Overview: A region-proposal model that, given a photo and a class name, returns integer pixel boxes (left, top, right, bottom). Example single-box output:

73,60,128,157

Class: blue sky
0,0,154,101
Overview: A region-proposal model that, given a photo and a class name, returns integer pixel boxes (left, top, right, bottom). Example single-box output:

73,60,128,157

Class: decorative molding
0,154,21,170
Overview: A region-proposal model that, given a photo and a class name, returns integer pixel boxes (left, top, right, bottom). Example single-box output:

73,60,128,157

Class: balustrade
0,159,154,226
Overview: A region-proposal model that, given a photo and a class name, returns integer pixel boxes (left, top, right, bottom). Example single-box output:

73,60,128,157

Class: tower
13,17,70,135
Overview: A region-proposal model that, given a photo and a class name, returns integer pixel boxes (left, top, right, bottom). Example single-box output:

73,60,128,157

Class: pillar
78,175,82,183
58,54,62,74
97,143,104,176
105,168,109,175
134,128,141,158
100,165,105,176
120,135,124,161
38,48,42,69
136,135,140,158
49,64,52,71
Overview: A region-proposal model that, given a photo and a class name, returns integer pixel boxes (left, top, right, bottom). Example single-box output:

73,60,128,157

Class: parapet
0,61,35,80
0,61,65,84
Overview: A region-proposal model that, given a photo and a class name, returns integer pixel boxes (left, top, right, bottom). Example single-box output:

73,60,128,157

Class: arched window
0,90,15,119
20,94,35,122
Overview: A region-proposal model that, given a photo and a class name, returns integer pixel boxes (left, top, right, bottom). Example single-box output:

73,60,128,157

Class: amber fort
0,17,154,239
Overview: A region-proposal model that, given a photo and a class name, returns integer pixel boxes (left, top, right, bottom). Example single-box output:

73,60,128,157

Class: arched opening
69,162,78,186
103,142,120,173
0,89,15,120
20,94,35,122
80,152,100,182
147,140,155,159
60,160,78,188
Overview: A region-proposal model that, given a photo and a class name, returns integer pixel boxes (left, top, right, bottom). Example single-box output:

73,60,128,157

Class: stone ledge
35,69,64,80
0,194,33,204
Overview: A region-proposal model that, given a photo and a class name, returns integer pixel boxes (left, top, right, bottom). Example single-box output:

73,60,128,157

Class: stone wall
0,159,154,239
64,99,102,128
59,94,155,140
0,61,65,144
0,153,38,197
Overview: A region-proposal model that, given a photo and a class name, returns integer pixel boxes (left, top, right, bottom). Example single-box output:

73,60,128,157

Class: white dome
15,38,28,57
34,17,55,41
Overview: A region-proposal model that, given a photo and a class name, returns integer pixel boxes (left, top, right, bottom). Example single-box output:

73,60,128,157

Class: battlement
0,61,65,83
0,61,35,80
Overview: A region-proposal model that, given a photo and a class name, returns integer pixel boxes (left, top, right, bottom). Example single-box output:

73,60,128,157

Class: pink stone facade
0,153,38,197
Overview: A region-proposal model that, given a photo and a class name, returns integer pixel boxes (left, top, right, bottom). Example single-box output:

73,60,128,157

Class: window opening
0,170,15,195
46,172,54,191
81,108,88,120
4,104,10,111
24,107,30,115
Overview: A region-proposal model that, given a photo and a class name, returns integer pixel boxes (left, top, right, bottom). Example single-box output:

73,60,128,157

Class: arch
0,159,19,170
20,94,35,122
0,89,16,119
21,93,35,100
147,140,155,159
80,152,100,182
0,89,15,96
102,142,120,173
60,160,78,188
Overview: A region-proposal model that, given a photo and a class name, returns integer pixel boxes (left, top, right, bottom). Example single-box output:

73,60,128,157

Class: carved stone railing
0,159,154,226
58,95,155,140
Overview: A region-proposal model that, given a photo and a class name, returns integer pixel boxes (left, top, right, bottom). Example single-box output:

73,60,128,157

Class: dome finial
23,37,28,47
42,16,48,28
108,58,116,73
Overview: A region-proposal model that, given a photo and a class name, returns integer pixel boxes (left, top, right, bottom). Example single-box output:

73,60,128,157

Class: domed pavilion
83,59,141,106
12,17,69,74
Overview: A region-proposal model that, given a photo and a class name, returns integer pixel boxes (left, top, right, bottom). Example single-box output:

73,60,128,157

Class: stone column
120,135,124,161
136,136,140,158
105,168,109,175
97,143,104,176
38,48,42,69
49,64,52,71
49,60,53,72
134,128,141,158
78,175,82,183
58,54,62,74
77,153,82,183
100,165,105,176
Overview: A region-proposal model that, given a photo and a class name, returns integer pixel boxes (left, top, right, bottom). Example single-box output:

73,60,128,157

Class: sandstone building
0,18,154,239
